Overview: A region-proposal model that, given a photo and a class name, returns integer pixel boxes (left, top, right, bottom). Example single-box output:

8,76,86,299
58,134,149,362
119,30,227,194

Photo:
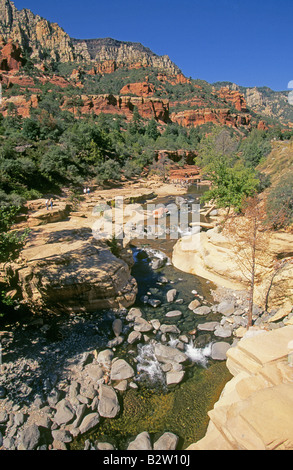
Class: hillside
213,82,293,128
0,0,179,73
0,0,290,133
257,139,293,187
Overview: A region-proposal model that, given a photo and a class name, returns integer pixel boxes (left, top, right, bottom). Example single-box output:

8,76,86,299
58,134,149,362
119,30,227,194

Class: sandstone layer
187,326,293,450
2,186,164,313
172,225,293,310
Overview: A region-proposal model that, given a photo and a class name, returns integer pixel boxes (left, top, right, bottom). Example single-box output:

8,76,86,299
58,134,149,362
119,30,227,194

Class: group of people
45,198,53,210
83,187,91,195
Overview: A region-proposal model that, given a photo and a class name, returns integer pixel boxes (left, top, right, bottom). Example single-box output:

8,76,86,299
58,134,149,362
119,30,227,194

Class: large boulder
18,425,41,450
211,342,231,360
6,224,137,313
79,413,100,435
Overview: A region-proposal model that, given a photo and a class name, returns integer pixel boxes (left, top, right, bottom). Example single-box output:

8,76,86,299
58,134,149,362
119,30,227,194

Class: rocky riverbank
1,180,292,450
2,178,187,315
1,273,292,450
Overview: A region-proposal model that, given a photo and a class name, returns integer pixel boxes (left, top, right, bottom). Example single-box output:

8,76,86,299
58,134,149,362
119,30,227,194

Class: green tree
0,207,29,263
128,107,143,135
239,129,271,168
201,159,260,213
197,127,238,167
96,159,122,185
145,118,160,140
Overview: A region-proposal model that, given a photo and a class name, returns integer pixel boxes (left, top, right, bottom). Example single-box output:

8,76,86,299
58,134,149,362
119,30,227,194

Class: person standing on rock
45,199,49,211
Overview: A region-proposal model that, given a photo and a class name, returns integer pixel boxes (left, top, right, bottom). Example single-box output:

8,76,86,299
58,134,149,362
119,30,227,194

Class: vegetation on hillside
0,62,292,231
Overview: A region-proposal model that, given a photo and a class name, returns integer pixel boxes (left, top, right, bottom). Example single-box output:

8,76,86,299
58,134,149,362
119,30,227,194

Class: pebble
165,310,182,318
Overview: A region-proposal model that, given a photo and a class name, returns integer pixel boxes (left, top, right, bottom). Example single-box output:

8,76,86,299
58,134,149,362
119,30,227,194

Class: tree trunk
247,217,257,328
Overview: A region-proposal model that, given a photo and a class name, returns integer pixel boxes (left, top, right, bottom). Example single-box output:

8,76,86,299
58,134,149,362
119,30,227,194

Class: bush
96,159,122,185
266,173,293,228
201,159,260,212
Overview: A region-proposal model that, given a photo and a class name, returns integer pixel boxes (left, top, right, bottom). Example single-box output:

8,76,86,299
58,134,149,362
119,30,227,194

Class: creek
81,185,233,450
0,185,233,451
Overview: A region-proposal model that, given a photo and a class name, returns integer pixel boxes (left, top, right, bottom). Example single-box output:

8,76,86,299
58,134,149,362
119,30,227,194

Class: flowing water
80,185,232,450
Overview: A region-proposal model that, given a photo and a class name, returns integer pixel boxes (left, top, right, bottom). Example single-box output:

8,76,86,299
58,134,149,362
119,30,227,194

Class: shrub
265,173,293,228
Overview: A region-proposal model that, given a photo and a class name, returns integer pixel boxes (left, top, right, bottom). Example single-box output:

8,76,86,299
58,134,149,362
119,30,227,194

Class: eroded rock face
172,225,293,309
188,326,293,450
120,81,155,97
6,224,137,313
0,36,23,71
0,0,76,63
171,107,251,129
62,93,170,123
218,87,247,112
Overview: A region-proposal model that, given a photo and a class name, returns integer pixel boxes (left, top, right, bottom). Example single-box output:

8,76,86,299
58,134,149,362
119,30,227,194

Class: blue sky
13,0,293,91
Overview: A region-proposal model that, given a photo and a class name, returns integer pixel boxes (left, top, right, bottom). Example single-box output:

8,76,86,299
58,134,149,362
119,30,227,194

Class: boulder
133,317,153,332
127,431,152,450
53,399,76,426
211,342,231,360
97,349,114,368
154,344,187,364
18,425,41,450
151,258,165,270
166,370,185,386
112,319,123,337
96,442,115,450
214,325,233,338
79,413,100,435
165,310,182,318
154,432,179,450
188,299,201,310
8,228,138,313
193,306,212,315
126,308,143,321
110,359,135,381
160,324,180,335
127,330,142,344
98,385,120,418
197,321,220,331
51,429,73,443
84,364,104,381
217,301,235,316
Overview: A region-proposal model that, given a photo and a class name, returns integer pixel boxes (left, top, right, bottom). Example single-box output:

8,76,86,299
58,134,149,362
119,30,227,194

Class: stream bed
0,185,233,451
72,186,233,449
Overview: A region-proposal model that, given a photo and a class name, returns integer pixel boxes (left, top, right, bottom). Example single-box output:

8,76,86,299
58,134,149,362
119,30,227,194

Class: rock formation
0,0,181,74
62,93,170,123
217,86,247,112
0,0,76,62
172,225,293,310
4,197,139,313
187,326,293,450
71,37,181,75
171,107,251,129
0,36,23,71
